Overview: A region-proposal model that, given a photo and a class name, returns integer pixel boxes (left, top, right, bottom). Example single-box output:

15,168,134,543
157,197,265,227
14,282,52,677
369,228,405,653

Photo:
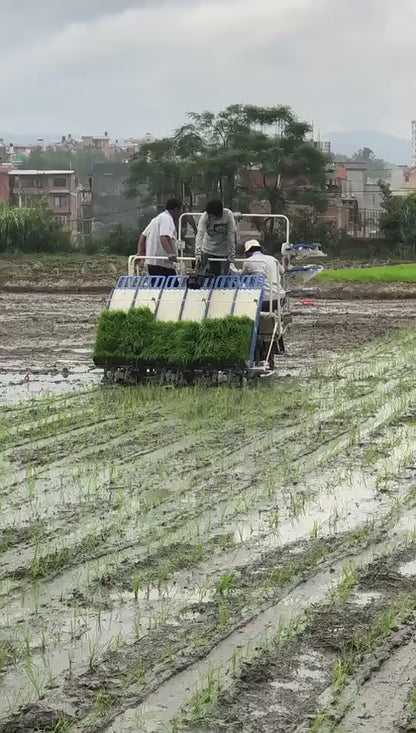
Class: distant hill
326,130,411,165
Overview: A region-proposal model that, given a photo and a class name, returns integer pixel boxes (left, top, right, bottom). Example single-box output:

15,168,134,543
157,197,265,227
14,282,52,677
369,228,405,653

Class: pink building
403,166,416,190
80,134,111,156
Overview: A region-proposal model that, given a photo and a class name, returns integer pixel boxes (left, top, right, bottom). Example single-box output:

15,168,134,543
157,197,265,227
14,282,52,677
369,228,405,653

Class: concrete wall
0,169,9,202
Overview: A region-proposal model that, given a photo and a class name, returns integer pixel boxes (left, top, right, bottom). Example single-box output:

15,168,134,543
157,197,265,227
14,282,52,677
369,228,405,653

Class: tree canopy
334,147,390,181
379,182,416,251
21,147,110,182
126,104,329,214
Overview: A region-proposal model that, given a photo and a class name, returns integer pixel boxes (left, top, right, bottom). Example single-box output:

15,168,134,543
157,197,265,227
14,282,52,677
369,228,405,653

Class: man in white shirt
195,200,236,276
137,197,182,276
232,239,285,310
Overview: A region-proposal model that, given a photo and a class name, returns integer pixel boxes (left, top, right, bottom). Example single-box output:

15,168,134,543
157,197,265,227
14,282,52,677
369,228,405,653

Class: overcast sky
1,0,415,140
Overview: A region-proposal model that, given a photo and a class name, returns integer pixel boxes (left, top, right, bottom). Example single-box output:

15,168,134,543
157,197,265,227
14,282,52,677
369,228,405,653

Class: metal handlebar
127,255,284,318
178,212,290,245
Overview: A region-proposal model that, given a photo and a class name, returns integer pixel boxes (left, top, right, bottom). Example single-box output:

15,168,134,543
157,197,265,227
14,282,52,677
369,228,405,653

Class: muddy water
2,294,416,732
2,292,416,404
0,292,104,403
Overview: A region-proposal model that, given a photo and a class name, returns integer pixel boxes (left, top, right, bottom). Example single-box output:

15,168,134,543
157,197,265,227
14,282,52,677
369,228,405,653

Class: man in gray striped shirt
195,200,236,276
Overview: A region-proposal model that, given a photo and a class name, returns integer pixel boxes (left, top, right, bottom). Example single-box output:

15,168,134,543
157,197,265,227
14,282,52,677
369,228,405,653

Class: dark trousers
261,300,285,353
200,253,229,277
261,300,278,313
147,265,176,277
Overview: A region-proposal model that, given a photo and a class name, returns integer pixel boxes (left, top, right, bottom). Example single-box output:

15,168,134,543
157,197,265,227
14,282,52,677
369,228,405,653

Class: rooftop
9,170,75,175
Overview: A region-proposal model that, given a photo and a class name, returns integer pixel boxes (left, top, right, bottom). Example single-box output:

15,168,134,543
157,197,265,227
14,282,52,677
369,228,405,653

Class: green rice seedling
134,616,141,640
269,510,280,530
289,490,308,518
309,710,330,732
24,655,44,698
311,521,319,540
332,657,348,692
409,684,416,717
88,637,100,671
132,572,141,601
376,606,396,638
67,652,73,681
166,643,174,664
93,307,254,370
93,691,115,720
52,718,74,733
109,632,125,653
188,541,204,564
219,601,230,630
32,583,40,615
184,668,222,725
329,563,357,603
132,654,146,685
215,572,236,597
231,648,240,678
347,526,370,547
157,563,172,590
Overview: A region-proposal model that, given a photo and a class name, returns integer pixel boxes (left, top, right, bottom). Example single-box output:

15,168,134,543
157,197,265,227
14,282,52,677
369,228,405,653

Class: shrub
91,224,137,256
0,203,72,253
93,308,254,370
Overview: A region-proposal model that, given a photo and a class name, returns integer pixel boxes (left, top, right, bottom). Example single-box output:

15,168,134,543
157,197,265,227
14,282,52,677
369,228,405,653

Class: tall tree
21,147,108,182
352,147,390,180
126,104,328,216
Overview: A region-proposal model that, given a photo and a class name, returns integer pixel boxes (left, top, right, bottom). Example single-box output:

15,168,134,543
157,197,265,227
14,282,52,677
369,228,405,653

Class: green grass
318,263,416,283
93,307,254,370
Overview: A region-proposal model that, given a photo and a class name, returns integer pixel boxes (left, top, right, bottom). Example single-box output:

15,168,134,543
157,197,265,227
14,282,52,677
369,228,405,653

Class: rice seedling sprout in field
409,683,416,718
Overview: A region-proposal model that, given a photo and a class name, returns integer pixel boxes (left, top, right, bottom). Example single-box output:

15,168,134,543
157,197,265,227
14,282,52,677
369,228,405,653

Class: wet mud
2,294,416,732
2,292,416,402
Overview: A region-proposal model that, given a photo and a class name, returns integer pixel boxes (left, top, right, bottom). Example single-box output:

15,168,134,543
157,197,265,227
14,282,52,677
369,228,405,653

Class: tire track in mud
99,520,416,732
1,354,413,557
1,352,414,576
2,398,416,726
1,496,415,729
332,639,416,732
2,372,412,608
172,547,416,733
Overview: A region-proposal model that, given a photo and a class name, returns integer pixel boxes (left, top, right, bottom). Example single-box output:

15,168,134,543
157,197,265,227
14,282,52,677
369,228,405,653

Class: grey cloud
0,0,415,142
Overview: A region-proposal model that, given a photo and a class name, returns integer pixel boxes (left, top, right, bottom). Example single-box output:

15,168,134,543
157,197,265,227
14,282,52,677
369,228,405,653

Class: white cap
244,239,261,253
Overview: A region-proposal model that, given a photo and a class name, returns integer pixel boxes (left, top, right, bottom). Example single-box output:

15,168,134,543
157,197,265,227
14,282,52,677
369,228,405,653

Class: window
25,177,42,188
54,195,67,209
53,177,67,188
55,215,69,226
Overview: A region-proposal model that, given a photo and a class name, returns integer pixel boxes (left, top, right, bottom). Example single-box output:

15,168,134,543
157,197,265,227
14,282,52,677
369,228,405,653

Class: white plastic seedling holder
128,212,289,329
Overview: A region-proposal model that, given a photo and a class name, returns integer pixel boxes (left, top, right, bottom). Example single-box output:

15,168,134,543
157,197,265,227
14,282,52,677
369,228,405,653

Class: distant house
0,165,11,202
90,162,144,232
390,165,416,197
8,169,78,237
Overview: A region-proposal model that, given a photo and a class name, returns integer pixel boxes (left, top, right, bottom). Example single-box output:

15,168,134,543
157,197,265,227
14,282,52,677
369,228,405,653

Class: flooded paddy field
2,292,416,400
1,292,416,731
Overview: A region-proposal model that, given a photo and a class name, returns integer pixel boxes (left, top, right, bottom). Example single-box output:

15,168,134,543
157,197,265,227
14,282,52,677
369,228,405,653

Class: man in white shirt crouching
231,239,285,311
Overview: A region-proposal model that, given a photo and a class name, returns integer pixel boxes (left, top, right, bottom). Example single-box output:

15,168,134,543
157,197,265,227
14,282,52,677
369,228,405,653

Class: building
80,133,111,156
412,121,416,166
0,165,12,202
8,170,78,236
330,161,386,236
123,134,154,158
391,165,416,196
89,162,144,232
312,140,331,155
